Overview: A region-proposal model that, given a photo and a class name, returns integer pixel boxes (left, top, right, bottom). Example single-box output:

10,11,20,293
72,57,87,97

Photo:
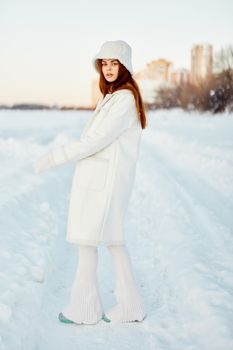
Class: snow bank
0,109,232,350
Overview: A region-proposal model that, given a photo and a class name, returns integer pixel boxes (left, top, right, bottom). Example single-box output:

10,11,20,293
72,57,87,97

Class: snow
0,108,233,350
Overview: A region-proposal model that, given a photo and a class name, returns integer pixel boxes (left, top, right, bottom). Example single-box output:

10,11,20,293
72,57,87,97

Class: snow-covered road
0,109,233,350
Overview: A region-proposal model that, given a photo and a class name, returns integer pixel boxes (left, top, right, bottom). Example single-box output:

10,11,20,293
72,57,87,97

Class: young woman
34,40,147,325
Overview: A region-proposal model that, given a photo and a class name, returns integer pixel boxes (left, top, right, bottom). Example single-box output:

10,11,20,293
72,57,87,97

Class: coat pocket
76,157,109,191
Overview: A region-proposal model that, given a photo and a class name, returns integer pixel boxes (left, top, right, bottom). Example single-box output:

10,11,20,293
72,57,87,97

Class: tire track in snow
136,135,233,349
143,131,233,259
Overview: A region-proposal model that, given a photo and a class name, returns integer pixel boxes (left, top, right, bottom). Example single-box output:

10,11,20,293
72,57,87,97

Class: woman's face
101,59,119,82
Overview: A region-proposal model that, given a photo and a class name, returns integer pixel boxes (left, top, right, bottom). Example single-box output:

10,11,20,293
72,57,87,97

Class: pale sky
1,0,232,106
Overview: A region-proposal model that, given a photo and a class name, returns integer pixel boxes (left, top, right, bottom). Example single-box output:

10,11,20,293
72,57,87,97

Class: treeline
0,104,94,111
152,46,233,113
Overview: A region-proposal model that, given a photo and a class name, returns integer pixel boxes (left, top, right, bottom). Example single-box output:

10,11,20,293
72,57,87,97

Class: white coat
36,89,142,246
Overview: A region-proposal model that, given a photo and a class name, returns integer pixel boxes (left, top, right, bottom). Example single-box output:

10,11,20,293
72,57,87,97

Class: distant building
191,43,213,84
132,58,174,104
134,58,173,82
170,68,190,85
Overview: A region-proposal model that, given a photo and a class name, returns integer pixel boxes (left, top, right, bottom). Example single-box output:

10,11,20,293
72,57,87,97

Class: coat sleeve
34,93,136,173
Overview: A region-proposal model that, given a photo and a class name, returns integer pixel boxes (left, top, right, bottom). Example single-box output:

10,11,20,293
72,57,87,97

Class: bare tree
214,45,233,73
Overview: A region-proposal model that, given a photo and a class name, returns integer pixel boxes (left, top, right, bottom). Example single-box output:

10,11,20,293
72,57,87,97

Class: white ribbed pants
62,245,146,324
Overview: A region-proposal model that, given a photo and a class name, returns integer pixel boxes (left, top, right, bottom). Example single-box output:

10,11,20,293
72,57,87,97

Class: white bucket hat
93,40,133,75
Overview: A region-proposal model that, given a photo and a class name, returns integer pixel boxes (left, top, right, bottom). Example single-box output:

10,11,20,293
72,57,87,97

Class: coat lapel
80,90,130,137
80,93,115,137
95,93,114,111
96,89,130,111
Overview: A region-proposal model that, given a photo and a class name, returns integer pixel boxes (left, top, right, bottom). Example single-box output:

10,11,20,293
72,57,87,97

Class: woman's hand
34,153,54,173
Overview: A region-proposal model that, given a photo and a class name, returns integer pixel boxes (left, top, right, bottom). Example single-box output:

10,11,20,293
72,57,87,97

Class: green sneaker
58,312,75,324
102,314,111,323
